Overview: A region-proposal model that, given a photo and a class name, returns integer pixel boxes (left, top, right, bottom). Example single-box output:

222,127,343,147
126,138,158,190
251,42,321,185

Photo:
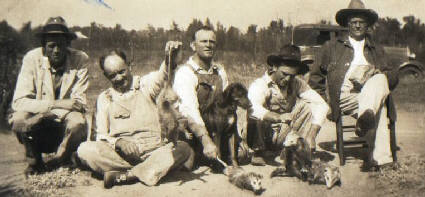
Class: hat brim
267,55,309,75
35,32,77,40
336,9,378,27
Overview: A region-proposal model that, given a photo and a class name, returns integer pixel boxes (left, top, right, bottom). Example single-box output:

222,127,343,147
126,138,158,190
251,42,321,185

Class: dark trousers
11,111,87,167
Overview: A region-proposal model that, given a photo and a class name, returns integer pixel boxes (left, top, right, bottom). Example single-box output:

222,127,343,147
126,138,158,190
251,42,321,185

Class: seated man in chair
311,0,399,171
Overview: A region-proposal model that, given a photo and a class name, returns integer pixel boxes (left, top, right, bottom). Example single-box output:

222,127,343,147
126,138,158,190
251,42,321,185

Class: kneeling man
76,43,194,188
248,45,329,164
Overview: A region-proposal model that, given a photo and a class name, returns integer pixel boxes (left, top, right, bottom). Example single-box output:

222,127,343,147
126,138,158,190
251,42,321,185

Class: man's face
191,30,217,60
103,55,132,92
44,35,69,67
348,15,369,40
270,64,297,87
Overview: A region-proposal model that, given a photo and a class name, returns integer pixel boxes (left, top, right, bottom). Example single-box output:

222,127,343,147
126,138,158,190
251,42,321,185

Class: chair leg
336,117,345,166
389,120,397,162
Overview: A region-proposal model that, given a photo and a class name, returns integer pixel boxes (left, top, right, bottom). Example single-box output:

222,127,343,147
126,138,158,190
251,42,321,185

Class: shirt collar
109,76,139,96
263,72,274,86
339,34,375,48
187,56,219,73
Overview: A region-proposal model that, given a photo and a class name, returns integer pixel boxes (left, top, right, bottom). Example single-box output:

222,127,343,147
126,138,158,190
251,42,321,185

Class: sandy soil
0,108,424,197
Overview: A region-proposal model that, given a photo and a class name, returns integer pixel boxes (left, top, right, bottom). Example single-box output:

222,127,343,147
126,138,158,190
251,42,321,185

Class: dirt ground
0,107,424,197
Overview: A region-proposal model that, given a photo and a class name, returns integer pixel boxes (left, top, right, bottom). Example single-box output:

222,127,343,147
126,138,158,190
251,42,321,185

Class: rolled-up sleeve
140,61,167,101
248,79,270,120
173,66,205,127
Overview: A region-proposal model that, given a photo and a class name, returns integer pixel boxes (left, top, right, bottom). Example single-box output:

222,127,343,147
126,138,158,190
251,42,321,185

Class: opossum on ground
307,161,341,189
270,132,341,189
217,157,264,195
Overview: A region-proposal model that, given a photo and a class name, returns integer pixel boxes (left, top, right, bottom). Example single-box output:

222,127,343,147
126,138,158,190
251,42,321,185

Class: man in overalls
76,43,194,188
173,26,229,169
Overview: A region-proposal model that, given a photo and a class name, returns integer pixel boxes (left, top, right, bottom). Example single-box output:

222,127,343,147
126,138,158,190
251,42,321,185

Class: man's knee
64,112,86,132
9,112,33,132
77,141,99,161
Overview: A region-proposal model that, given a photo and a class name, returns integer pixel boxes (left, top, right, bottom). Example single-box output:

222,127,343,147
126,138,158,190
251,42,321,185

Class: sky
1,0,424,32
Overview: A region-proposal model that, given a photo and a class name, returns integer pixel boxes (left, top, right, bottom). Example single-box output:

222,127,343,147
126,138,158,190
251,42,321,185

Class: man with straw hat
8,17,89,175
313,0,399,171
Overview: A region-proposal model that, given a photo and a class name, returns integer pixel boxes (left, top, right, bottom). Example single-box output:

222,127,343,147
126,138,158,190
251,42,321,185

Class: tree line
1,16,425,67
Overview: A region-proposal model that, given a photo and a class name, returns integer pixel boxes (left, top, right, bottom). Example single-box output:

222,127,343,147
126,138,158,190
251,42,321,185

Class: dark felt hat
266,44,309,74
336,0,378,27
36,16,76,40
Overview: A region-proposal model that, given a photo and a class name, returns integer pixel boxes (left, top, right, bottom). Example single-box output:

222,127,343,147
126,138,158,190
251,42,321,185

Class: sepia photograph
0,0,424,196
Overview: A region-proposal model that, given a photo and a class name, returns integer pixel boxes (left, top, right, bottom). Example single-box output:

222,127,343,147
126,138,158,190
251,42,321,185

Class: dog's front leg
213,131,222,159
228,130,238,167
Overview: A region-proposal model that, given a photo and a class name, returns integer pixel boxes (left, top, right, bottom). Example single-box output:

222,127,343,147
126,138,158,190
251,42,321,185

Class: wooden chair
335,97,398,166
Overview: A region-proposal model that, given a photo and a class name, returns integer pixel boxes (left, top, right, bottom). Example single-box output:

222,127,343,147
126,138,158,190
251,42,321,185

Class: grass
370,154,425,197
4,167,93,197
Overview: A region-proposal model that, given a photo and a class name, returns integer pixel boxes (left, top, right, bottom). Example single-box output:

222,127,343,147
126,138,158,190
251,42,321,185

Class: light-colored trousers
339,74,393,165
255,100,313,150
77,139,194,186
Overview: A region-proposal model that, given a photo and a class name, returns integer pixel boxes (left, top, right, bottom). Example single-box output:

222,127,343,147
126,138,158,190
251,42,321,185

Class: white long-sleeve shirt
248,73,329,126
173,56,228,127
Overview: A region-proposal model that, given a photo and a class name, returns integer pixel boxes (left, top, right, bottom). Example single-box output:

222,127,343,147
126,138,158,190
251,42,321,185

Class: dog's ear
221,84,234,104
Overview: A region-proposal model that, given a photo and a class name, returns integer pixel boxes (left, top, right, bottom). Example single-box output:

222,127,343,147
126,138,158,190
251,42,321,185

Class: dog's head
222,83,252,109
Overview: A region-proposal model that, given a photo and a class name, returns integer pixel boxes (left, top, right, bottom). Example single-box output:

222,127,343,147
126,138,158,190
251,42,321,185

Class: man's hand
349,65,377,91
115,138,140,159
201,135,218,159
279,113,292,124
53,99,85,112
165,41,183,70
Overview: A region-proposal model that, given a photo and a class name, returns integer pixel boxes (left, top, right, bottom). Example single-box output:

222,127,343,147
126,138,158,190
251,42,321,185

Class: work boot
251,151,266,166
355,109,375,137
104,171,137,189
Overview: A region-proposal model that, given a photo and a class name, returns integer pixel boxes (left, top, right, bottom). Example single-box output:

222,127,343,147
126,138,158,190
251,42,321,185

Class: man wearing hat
9,16,89,175
248,44,329,163
313,0,399,170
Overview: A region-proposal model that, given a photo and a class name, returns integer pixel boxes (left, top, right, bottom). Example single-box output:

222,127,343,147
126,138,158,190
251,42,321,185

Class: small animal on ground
270,132,312,181
271,132,341,189
217,157,264,195
202,83,252,167
307,160,341,189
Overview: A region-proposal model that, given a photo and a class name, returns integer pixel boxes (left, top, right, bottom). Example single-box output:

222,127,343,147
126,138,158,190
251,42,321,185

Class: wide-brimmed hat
335,0,378,27
267,44,309,74
36,16,77,40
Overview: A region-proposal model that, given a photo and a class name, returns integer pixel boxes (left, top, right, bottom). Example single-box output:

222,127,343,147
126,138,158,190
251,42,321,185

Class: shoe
360,160,379,172
356,109,375,137
70,152,81,169
104,171,127,189
251,152,266,166
24,163,46,177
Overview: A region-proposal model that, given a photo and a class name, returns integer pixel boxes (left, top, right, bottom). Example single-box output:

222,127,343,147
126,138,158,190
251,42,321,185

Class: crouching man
9,17,89,175
248,45,329,164
76,42,194,188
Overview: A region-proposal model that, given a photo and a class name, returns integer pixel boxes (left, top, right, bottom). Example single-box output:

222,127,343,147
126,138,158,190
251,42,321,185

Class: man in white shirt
173,26,232,169
248,45,329,164
314,0,399,171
